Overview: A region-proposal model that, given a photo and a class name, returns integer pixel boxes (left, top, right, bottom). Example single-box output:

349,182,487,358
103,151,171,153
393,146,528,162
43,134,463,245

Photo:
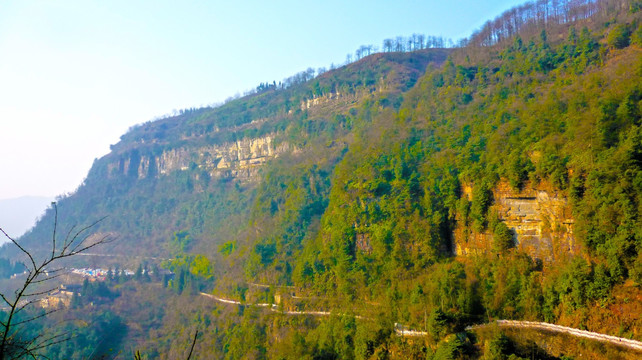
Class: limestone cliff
455,180,579,263
106,135,291,182
297,78,387,113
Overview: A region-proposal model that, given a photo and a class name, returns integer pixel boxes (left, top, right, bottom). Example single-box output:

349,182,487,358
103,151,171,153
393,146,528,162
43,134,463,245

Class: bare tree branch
23,286,59,298
31,272,66,285
0,202,109,358
14,298,49,315
60,224,77,253
51,202,58,260
12,308,61,327
0,228,36,272
186,330,199,360
0,292,11,306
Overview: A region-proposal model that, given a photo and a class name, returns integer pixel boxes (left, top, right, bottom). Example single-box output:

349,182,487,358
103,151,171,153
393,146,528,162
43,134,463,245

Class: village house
40,284,82,309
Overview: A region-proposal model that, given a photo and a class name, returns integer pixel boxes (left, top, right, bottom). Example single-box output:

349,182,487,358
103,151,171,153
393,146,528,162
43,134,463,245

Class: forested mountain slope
7,48,449,262
4,0,642,359
221,1,642,357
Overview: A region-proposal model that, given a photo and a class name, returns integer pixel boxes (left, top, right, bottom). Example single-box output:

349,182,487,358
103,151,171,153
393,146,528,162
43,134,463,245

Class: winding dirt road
468,320,642,352
199,292,642,351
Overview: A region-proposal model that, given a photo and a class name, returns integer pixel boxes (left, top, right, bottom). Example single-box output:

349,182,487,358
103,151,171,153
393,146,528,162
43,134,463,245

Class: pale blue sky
0,0,526,201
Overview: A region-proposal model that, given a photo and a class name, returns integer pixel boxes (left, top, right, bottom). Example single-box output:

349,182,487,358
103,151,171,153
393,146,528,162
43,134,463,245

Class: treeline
139,0,640,134
468,0,639,47
381,34,455,52
143,31,455,125
253,67,318,95
349,34,455,62
244,33,454,98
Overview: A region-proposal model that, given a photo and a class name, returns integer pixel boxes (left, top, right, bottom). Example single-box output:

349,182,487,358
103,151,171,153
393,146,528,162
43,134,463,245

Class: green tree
607,24,631,49
471,181,493,232
427,308,449,340
493,222,514,253
484,332,513,360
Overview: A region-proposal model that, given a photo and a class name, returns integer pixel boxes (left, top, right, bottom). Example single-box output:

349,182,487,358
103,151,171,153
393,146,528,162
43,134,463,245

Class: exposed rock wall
107,135,290,181
455,180,578,262
297,78,388,113
299,92,343,111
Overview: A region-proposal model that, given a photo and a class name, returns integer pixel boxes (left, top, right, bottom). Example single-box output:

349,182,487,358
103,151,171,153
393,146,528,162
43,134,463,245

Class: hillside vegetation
4,0,642,358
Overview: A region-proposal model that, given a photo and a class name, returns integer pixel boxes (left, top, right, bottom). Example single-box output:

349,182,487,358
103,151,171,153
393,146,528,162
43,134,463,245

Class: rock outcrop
455,180,578,262
106,135,290,182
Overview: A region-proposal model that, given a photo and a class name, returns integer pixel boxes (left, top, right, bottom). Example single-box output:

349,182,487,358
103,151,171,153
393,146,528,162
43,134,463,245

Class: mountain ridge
6,48,450,261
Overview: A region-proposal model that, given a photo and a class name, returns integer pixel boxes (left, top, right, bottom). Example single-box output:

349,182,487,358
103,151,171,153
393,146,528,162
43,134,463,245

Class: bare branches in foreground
0,202,110,359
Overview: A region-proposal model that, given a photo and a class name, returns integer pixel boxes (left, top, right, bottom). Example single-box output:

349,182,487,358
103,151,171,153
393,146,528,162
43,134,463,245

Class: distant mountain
0,196,53,241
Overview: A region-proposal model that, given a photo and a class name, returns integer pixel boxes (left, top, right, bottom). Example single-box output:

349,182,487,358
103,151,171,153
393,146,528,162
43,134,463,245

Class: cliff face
11,49,454,260
106,135,291,182
455,180,579,263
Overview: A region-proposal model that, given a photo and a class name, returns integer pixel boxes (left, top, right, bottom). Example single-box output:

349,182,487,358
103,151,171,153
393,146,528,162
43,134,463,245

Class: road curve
199,292,642,349
468,320,642,352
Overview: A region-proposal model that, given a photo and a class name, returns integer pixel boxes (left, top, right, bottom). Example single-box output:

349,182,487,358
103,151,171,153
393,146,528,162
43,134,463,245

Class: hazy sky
0,0,525,200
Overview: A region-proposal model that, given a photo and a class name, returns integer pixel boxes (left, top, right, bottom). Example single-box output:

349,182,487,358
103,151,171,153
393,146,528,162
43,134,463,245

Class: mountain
4,0,642,359
0,196,53,241
9,48,451,262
